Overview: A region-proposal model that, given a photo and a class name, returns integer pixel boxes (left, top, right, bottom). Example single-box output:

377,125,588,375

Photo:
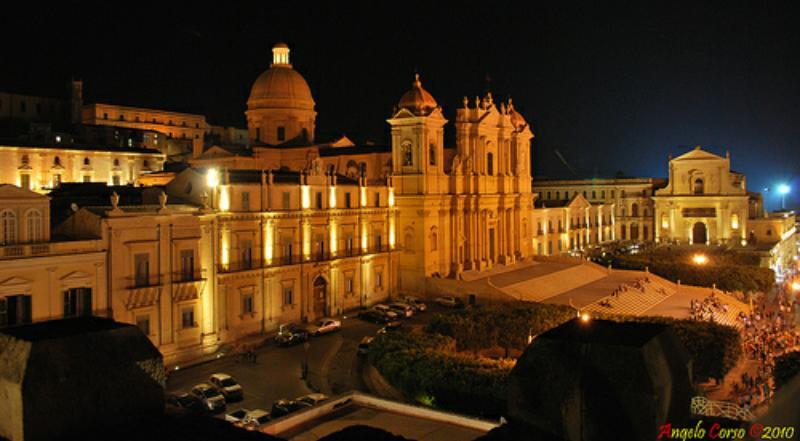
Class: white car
296,393,329,407
435,296,463,308
402,296,427,312
225,408,249,423
388,302,414,318
372,304,400,319
237,409,271,431
306,318,341,335
209,373,243,401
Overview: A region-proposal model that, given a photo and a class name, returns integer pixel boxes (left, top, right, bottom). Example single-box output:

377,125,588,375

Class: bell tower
387,74,447,195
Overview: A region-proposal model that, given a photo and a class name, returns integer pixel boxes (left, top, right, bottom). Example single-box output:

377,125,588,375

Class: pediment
61,271,92,281
0,277,32,287
0,184,47,200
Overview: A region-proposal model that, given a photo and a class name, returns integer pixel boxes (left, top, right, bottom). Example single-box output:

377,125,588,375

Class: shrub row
606,256,774,293
368,332,513,417
425,302,576,355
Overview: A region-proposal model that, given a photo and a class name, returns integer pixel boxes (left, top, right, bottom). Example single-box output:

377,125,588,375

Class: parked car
402,296,427,312
225,408,249,423
270,399,312,418
371,304,400,319
190,383,226,412
236,409,271,431
305,318,341,335
209,373,243,401
377,320,403,334
435,296,464,308
358,309,390,324
357,336,373,356
165,392,205,414
274,323,310,347
295,393,329,407
388,302,414,318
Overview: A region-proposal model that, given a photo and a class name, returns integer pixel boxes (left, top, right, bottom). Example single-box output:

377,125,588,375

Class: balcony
0,240,101,260
217,245,393,274
172,270,206,284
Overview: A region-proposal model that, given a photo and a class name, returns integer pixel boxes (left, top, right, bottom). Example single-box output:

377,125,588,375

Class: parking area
164,301,449,421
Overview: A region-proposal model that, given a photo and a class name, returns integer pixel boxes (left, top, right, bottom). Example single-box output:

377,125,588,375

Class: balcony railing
172,270,206,284
217,245,393,274
0,240,101,260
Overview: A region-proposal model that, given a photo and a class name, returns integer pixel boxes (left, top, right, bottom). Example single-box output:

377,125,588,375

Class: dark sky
2,2,799,210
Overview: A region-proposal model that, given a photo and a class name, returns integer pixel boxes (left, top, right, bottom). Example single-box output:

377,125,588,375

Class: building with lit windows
534,177,665,242
0,184,107,328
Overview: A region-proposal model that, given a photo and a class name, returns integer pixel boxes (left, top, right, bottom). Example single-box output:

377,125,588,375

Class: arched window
631,203,639,217
113,158,120,167
21,154,29,165
26,210,42,243
1,210,17,245
53,156,61,167
487,153,494,175
401,141,413,166
694,178,704,194
429,143,436,166
83,157,90,166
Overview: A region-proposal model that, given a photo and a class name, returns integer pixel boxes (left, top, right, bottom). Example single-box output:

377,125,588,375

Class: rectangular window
136,315,150,335
181,307,195,328
283,286,293,305
345,193,352,208
375,271,383,289
20,174,30,190
345,235,354,256
375,233,382,251
180,249,194,282
242,294,254,315
103,112,108,120
277,126,285,141
316,192,323,209
63,288,91,318
0,295,32,327
134,253,150,287
282,192,290,210
345,277,353,294
83,175,91,183
375,193,380,207
241,239,253,269
241,192,250,211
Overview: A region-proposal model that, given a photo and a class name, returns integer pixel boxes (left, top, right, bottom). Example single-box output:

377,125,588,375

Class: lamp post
779,184,790,211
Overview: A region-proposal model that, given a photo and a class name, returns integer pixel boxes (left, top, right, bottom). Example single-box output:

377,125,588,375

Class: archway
692,222,707,245
312,276,328,317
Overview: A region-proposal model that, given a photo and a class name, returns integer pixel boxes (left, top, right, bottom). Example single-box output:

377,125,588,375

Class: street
165,305,442,417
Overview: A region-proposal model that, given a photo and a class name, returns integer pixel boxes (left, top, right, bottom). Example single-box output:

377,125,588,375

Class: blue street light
779,184,790,210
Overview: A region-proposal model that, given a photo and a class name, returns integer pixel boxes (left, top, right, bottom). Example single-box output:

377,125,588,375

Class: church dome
248,43,315,111
397,74,438,115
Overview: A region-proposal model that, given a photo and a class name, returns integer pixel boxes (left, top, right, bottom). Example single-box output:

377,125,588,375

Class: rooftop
0,316,130,342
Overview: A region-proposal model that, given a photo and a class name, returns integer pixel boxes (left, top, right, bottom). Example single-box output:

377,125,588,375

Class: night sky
2,2,799,210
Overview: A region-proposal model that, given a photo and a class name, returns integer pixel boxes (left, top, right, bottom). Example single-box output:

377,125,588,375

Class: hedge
597,251,774,293
774,351,800,390
368,332,513,417
425,302,576,355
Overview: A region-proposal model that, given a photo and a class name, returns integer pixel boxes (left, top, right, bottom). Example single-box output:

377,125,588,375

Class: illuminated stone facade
0,185,107,328
82,103,207,159
531,194,616,255
534,178,665,242
653,147,750,245
0,143,164,192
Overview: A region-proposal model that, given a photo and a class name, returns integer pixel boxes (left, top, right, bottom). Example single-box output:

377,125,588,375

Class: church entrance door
692,222,707,245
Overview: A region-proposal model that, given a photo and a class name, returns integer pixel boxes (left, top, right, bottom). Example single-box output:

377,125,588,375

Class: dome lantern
272,42,291,67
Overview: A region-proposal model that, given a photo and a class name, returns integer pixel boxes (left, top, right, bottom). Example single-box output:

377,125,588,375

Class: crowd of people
729,295,799,411
689,292,730,322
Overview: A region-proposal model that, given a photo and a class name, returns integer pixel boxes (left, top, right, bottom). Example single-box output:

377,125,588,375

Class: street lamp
779,184,790,210
692,253,709,265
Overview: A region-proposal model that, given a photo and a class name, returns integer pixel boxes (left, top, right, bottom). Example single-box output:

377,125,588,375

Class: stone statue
159,191,168,209
201,192,209,209
110,191,119,210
